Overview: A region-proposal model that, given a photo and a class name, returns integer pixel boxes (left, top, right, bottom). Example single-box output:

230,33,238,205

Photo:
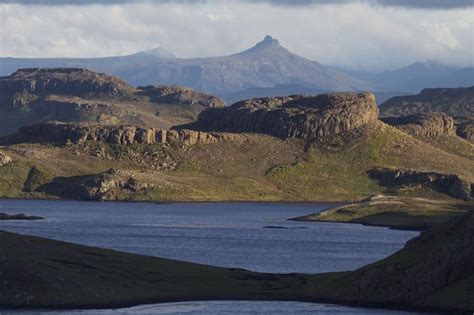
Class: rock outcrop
182,92,379,140
455,116,474,143
10,122,243,146
0,152,12,166
137,85,225,108
381,112,455,138
369,168,473,200
38,168,151,201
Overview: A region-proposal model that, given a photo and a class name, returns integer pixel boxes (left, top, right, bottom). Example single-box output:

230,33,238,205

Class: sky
0,0,472,72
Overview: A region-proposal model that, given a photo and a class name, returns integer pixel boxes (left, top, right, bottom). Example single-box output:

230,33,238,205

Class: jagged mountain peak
238,35,288,55
257,35,280,48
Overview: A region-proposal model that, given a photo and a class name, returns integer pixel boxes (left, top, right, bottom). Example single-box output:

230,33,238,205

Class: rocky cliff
9,122,243,146
381,112,455,139
182,92,379,140
369,168,473,200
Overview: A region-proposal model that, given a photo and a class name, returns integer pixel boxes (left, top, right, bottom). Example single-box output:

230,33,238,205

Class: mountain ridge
0,36,370,94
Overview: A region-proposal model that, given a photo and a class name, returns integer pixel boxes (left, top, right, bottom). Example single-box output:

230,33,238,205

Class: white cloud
0,1,472,71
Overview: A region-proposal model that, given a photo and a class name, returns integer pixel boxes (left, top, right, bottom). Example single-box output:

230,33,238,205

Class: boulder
180,92,379,140
0,152,12,166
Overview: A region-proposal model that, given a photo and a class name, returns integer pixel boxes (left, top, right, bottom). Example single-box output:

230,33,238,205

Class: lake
0,200,429,314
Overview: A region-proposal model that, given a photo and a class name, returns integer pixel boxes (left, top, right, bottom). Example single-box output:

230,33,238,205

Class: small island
0,213,44,221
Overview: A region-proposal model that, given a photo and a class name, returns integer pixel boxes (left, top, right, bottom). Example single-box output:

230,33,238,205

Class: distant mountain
217,84,329,105
346,61,474,93
0,36,371,94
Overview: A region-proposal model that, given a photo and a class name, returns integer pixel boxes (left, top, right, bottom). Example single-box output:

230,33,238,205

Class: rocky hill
0,68,224,136
182,92,379,140
380,86,474,117
0,86,473,202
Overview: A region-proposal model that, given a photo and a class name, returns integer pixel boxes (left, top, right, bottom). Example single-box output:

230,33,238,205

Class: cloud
0,1,472,72
0,0,472,9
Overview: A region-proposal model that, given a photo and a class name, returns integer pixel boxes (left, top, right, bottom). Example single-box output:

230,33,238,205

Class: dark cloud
0,0,472,9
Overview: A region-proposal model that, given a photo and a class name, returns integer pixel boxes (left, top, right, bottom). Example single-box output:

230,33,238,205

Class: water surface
0,200,425,314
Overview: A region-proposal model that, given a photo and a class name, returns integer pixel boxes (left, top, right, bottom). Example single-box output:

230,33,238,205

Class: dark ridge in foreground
1,213,474,313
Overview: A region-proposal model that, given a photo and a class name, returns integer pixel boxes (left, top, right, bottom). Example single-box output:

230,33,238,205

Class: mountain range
0,36,473,102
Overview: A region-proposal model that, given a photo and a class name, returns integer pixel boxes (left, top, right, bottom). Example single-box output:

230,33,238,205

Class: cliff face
11,122,243,146
183,92,379,140
369,168,473,200
381,112,455,139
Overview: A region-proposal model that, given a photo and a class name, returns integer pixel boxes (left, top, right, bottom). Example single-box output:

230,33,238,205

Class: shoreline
0,297,450,314
0,196,346,205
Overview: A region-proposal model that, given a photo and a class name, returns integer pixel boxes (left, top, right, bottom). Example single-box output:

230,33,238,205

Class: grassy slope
324,212,474,313
1,213,473,313
0,122,473,202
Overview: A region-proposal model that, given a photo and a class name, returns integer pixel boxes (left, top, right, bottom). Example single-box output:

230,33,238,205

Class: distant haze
0,0,472,72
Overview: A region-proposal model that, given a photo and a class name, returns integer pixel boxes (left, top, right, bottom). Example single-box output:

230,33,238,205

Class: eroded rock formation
369,168,473,200
38,168,151,201
381,112,455,138
181,92,379,140
11,122,243,146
